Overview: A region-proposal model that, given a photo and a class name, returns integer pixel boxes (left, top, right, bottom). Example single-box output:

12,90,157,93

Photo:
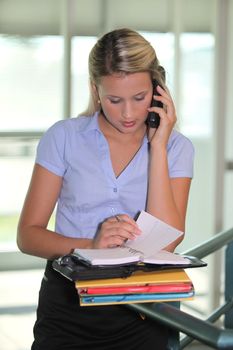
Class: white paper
126,210,184,256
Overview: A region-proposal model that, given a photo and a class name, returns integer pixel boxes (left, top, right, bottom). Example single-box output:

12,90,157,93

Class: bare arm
17,164,93,260
147,157,191,251
146,86,192,251
146,146,191,232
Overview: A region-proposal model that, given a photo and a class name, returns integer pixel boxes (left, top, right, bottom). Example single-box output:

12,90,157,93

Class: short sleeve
35,121,67,177
167,131,195,178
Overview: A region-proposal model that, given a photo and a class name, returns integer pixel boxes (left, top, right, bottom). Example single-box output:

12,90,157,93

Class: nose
122,101,133,119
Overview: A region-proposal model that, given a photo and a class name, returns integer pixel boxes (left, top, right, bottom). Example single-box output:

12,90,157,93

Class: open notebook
74,211,189,266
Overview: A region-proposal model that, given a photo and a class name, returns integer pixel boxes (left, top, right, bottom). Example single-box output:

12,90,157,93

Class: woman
17,28,194,350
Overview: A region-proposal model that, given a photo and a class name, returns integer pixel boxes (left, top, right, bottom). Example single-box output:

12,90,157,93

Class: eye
109,98,121,104
134,95,145,101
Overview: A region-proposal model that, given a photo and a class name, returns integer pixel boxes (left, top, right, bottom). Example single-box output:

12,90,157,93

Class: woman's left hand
147,85,177,147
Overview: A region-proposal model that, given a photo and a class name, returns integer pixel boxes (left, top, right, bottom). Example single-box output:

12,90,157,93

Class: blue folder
80,291,194,305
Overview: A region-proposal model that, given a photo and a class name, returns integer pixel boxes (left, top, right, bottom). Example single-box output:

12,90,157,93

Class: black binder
52,253,207,281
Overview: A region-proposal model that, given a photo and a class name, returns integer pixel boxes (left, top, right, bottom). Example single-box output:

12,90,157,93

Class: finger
157,84,172,99
116,221,141,235
114,230,138,241
108,214,141,232
103,232,128,246
151,95,176,123
103,225,140,242
153,94,172,110
114,213,138,225
99,223,140,245
153,85,174,109
107,231,138,247
104,219,141,240
107,236,126,248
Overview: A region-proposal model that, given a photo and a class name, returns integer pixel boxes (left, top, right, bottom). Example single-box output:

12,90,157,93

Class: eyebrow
106,95,121,98
134,90,147,96
106,90,148,98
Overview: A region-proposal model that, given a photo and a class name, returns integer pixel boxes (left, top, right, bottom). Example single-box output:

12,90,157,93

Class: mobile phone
146,79,163,128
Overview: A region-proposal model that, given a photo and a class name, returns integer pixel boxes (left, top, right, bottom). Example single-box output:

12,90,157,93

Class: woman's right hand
92,214,141,248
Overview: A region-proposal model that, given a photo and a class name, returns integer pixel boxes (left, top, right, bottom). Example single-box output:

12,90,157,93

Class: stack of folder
75,269,194,306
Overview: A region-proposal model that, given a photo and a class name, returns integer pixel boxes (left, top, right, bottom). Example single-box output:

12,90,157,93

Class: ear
90,81,101,109
91,81,98,97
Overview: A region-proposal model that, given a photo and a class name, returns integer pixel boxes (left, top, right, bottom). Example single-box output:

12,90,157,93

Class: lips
122,121,136,128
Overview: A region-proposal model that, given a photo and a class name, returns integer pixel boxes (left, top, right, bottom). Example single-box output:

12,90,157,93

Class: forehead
98,72,151,95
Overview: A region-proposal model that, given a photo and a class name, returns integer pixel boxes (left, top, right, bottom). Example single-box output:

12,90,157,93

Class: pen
115,215,121,222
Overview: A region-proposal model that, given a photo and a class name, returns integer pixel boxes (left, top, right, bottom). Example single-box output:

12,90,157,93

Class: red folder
79,282,193,295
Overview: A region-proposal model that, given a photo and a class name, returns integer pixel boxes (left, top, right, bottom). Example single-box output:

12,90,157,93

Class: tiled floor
0,268,219,350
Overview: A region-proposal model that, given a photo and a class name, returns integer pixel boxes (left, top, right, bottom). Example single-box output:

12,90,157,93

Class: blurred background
0,0,233,349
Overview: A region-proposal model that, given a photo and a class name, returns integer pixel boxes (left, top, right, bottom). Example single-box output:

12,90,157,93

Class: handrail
127,302,233,349
182,227,233,259
180,299,233,348
128,227,233,349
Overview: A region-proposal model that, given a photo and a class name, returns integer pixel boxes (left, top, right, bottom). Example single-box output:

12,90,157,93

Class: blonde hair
81,28,165,116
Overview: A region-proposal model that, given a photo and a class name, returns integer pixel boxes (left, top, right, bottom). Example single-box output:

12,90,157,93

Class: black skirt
31,261,169,350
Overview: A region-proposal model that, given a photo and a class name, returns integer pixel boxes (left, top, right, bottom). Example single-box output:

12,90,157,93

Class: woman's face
97,72,152,134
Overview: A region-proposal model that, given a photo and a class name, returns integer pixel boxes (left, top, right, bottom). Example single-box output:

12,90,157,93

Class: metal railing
127,227,233,349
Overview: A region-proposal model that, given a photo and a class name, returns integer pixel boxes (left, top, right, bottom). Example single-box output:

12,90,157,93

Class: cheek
100,106,117,123
102,101,120,117
145,95,153,108
138,100,151,117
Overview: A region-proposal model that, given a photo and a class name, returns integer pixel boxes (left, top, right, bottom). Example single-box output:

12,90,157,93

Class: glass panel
0,139,37,249
71,36,97,116
0,138,55,249
178,33,215,249
224,172,233,228
179,33,214,137
178,33,215,316
0,35,63,131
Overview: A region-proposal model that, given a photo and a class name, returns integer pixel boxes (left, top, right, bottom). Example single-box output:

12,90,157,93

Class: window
180,33,214,137
0,35,63,131
71,36,97,116
0,35,63,249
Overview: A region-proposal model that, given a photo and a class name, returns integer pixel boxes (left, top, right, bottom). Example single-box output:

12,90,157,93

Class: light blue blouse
36,112,194,239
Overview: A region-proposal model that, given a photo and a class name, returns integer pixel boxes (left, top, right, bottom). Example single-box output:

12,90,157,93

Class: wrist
88,239,95,249
149,141,167,155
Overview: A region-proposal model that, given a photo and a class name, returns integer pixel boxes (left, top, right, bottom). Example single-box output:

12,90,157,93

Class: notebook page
125,211,183,258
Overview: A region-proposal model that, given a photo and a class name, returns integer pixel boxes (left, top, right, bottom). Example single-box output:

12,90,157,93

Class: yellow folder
76,269,192,289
